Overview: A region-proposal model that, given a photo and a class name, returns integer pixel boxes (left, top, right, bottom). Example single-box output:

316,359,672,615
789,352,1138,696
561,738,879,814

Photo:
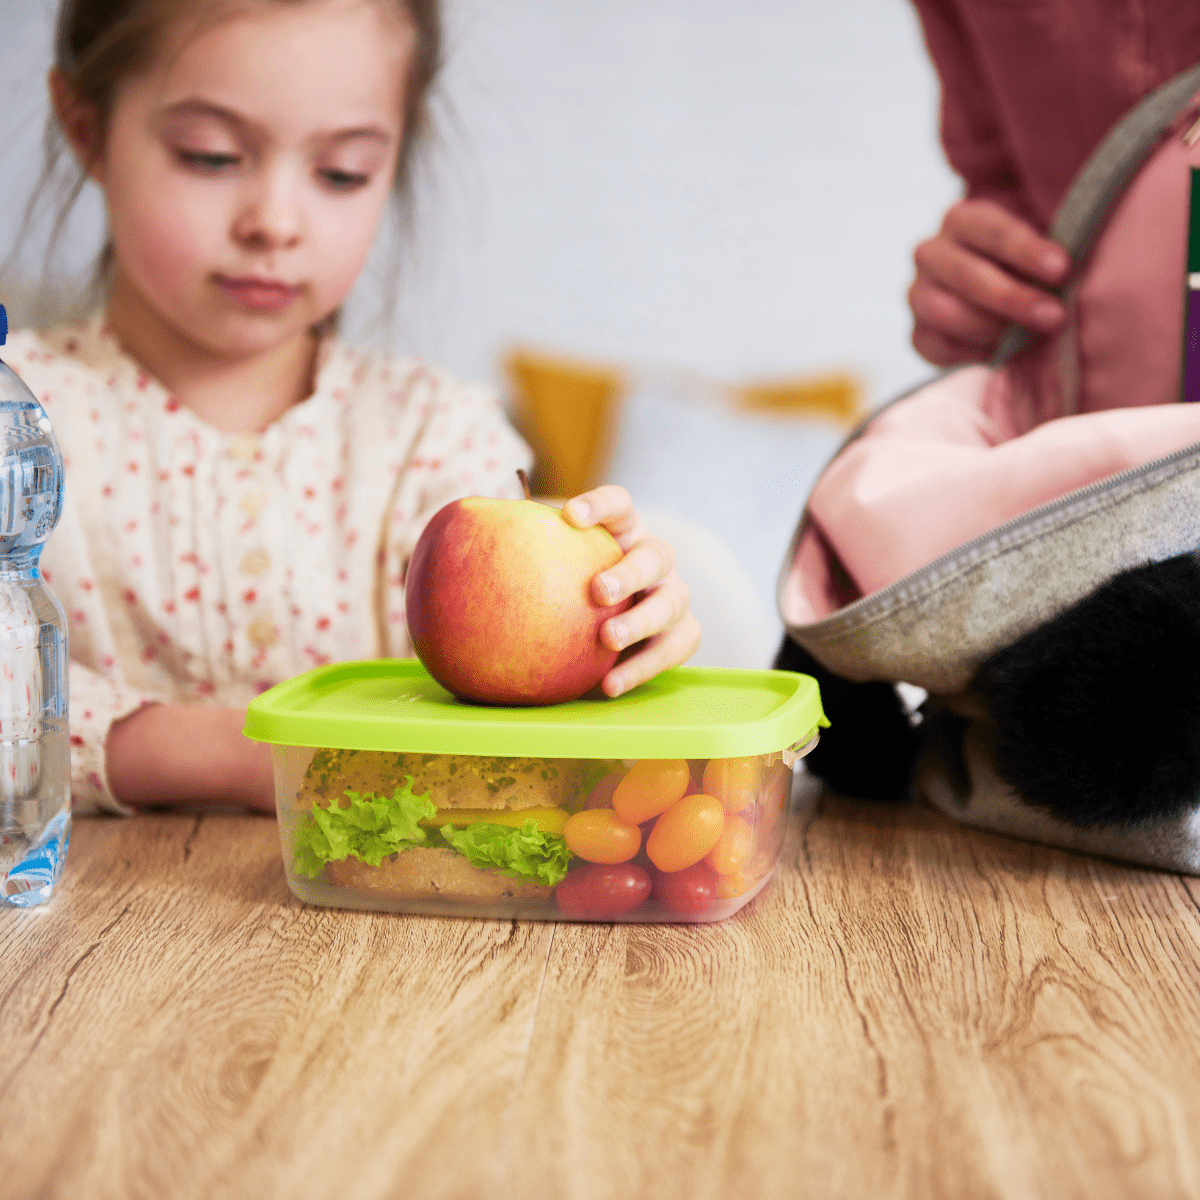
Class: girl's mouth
214,275,302,312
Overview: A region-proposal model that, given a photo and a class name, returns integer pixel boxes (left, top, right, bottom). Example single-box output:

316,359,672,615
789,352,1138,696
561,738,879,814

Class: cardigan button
247,619,278,649
240,549,270,576
229,433,260,462
239,488,266,518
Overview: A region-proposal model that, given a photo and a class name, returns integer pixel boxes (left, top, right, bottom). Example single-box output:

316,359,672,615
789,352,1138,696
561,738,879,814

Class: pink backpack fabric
776,69,1200,873
782,87,1200,627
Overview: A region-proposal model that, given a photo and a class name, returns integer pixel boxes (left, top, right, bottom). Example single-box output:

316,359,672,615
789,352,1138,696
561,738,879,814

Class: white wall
0,0,961,658
399,1,960,394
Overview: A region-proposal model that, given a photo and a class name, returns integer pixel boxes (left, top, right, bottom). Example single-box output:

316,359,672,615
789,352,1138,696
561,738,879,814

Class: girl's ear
48,67,104,182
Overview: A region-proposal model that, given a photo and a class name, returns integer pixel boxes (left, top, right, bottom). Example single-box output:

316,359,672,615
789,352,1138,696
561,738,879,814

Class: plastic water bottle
0,305,70,907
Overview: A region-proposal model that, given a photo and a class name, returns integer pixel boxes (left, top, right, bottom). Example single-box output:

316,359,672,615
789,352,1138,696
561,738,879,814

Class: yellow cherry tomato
612,758,691,825
748,760,792,863
563,809,641,864
716,872,752,900
646,793,725,873
762,760,791,812
705,813,753,875
702,755,764,814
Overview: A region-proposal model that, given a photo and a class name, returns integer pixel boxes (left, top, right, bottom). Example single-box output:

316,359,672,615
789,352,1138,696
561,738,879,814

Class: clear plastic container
245,660,826,922
0,306,70,908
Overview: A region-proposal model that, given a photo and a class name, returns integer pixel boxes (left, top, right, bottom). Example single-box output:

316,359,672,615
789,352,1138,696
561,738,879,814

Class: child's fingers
592,536,675,606
601,573,690,652
602,610,702,698
562,484,643,547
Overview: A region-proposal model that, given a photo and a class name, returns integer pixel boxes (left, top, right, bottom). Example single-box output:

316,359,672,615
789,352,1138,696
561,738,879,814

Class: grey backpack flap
779,65,1200,873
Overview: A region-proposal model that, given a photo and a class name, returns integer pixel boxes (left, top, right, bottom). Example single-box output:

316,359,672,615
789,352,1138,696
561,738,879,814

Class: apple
405,492,632,705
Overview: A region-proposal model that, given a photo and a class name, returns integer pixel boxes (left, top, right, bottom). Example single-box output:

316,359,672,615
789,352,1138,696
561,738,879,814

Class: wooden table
3,791,1200,1200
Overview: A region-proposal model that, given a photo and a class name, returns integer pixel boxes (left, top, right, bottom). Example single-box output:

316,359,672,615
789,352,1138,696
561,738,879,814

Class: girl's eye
319,168,371,192
176,149,241,172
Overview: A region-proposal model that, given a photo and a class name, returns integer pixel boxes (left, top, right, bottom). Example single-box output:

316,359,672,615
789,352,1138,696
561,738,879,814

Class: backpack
777,64,1200,874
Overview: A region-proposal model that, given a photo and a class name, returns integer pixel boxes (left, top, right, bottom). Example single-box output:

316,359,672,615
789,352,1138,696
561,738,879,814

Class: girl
8,0,700,815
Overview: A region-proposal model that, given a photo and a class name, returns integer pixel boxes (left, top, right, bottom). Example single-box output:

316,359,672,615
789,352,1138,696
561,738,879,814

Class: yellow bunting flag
504,346,863,498
505,349,626,499
732,373,863,423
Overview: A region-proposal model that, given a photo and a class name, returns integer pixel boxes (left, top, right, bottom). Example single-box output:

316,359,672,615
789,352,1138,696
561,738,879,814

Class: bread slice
295,748,584,812
325,847,553,900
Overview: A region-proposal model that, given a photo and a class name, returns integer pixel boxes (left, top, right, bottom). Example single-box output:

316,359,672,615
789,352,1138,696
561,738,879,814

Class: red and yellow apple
404,495,632,705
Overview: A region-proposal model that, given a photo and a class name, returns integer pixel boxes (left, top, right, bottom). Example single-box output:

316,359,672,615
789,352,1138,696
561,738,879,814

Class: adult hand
909,198,1072,366
563,485,702,698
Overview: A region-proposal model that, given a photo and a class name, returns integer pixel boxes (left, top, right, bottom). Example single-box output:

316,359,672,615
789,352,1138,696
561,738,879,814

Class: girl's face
94,0,413,360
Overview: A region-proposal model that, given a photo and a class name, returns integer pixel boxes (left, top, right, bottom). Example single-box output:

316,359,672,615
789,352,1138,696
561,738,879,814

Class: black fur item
975,553,1200,827
774,636,919,803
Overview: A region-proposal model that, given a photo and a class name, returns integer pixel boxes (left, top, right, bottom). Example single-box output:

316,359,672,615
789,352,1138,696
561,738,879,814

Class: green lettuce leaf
439,819,573,887
293,779,437,878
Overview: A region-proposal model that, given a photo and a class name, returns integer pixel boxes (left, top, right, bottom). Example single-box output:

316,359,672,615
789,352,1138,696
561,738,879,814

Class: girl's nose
233,168,304,251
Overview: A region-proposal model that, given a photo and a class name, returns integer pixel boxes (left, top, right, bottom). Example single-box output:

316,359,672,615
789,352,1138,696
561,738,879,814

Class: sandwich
292,748,586,900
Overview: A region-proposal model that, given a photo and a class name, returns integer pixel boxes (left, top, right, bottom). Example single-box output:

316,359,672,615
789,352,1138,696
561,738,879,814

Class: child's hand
107,705,276,813
563,485,701,697
909,199,1071,366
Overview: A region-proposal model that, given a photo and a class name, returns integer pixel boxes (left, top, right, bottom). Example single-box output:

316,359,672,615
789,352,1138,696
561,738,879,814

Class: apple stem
517,468,532,500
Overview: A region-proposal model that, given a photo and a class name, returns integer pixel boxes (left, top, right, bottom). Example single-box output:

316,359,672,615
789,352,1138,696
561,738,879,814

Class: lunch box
244,660,826,922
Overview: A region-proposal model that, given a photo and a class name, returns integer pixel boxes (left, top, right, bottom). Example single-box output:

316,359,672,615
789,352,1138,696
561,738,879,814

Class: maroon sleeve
910,0,1039,225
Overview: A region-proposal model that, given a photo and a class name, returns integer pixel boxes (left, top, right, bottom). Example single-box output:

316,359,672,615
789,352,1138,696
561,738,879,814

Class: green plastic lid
244,659,827,759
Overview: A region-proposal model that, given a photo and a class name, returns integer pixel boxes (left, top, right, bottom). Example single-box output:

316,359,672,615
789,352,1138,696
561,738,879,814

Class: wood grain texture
2,794,1199,1200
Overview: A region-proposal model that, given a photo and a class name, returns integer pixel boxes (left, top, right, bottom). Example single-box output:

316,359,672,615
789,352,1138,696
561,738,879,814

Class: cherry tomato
583,772,625,810
702,755,765,814
716,872,753,900
612,759,690,824
645,793,724,872
748,761,792,864
563,809,641,864
555,863,651,918
705,813,753,876
652,861,717,915
760,761,792,813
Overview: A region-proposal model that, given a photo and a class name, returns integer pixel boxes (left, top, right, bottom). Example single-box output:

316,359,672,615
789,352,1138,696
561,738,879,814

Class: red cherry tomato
583,772,624,810
555,863,652,918
563,809,641,863
652,862,717,915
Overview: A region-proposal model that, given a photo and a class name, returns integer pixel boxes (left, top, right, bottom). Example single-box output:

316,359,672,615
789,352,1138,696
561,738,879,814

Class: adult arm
907,0,1070,365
